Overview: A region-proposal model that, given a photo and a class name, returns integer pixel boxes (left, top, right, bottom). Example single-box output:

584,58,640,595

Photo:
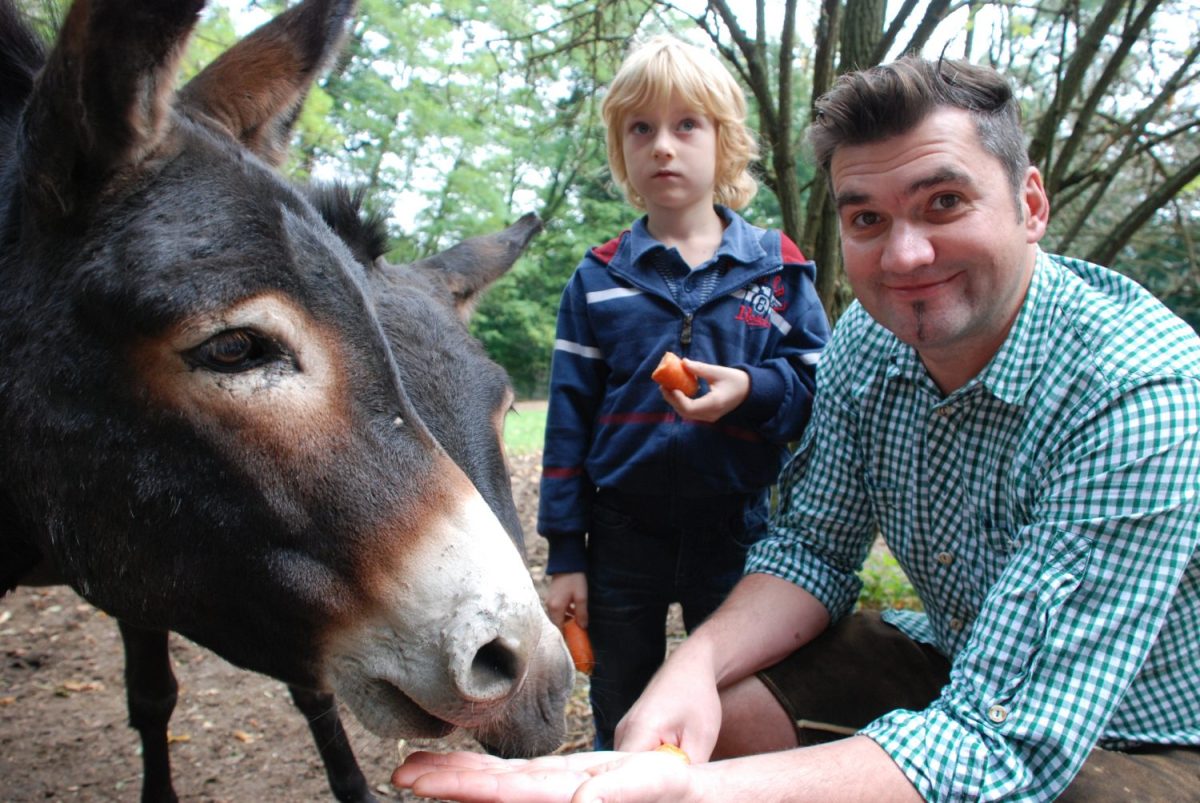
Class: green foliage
181,5,239,80
1111,216,1200,334
503,405,548,455
188,0,1198,397
13,0,66,41
856,548,922,612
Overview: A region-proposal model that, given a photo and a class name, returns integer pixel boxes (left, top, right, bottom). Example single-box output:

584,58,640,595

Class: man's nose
880,221,934,273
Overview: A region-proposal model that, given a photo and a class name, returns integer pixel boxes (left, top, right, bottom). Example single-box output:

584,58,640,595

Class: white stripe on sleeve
555,339,604,359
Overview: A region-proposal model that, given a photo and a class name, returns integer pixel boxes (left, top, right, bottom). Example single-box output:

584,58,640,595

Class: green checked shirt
746,250,1200,801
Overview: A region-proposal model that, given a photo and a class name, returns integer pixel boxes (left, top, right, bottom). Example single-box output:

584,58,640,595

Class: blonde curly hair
602,35,759,211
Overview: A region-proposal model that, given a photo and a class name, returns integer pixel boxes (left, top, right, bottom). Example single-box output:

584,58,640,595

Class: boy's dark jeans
585,487,764,749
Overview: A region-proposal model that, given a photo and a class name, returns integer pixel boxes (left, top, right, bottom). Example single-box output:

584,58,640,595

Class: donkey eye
186,329,285,373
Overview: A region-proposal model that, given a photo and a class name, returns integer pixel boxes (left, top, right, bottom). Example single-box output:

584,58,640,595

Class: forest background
24,0,1200,398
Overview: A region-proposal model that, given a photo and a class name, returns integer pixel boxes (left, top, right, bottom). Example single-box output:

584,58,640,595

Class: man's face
831,108,1048,391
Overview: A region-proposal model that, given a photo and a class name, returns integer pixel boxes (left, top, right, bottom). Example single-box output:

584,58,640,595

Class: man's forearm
692,736,922,803
676,572,831,688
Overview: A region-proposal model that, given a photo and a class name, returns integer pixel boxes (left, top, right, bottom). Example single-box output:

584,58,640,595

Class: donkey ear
410,213,543,322
19,0,205,221
178,0,357,167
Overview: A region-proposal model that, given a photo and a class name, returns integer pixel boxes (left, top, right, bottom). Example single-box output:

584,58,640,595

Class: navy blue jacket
539,208,831,574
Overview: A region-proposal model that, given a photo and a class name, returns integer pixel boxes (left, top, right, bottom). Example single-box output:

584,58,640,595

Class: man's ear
1022,166,1050,243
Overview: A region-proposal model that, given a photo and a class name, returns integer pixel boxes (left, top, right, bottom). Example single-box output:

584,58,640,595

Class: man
393,56,1200,802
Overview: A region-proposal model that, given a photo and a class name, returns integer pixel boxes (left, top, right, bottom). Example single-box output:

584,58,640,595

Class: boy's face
621,95,718,217
830,107,1048,391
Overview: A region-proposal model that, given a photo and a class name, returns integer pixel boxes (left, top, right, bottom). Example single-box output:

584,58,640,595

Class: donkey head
0,0,570,755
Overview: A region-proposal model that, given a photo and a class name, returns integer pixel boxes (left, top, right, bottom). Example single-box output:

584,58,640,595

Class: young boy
538,35,830,749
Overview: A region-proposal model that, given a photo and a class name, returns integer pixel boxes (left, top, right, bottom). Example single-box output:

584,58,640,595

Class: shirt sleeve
733,255,831,445
538,263,606,575
744,309,876,617
862,375,1200,801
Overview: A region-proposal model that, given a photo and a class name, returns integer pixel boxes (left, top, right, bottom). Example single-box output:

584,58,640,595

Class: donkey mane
305,182,392,267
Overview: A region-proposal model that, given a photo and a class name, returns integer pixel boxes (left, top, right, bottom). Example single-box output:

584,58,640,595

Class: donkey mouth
348,676,457,739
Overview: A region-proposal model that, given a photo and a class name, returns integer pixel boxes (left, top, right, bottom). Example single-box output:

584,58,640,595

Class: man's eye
932,194,961,210
852,211,881,227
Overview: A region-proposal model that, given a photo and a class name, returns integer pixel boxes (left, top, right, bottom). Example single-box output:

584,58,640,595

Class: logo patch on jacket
735,276,787,328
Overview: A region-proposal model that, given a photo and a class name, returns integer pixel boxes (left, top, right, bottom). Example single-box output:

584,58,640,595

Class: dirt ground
0,451,599,803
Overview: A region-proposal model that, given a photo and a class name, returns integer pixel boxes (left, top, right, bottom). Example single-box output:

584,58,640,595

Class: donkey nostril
464,637,523,700
475,638,520,681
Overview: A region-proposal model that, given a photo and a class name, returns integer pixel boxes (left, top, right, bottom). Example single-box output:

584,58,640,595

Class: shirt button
949,617,964,631
936,407,953,418
987,704,1008,723
936,551,954,566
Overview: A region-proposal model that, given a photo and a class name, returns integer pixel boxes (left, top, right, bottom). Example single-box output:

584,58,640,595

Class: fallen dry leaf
232,730,255,744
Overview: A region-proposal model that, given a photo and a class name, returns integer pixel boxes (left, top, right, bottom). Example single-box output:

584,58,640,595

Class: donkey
0,1,573,801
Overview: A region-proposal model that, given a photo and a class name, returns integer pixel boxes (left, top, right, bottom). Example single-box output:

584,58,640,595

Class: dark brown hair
808,56,1029,198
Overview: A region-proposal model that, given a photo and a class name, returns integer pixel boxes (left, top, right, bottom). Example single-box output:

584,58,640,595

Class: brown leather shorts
756,611,1200,800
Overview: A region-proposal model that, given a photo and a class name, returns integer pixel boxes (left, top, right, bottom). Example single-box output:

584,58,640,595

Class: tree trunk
839,0,886,72
1086,150,1200,267
1027,0,1127,172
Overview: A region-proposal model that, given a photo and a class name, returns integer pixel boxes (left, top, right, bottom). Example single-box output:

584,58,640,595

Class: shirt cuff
731,362,784,425
545,531,587,575
860,705,1010,802
744,536,862,622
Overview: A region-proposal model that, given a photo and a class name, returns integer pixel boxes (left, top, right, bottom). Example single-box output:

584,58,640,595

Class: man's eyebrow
834,190,869,211
834,167,975,211
908,167,973,196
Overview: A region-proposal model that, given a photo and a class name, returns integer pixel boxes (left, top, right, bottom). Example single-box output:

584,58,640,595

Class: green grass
504,405,547,455
857,548,922,611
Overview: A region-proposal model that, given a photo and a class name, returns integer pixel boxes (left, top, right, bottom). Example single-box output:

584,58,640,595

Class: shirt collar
627,206,765,269
973,249,1058,406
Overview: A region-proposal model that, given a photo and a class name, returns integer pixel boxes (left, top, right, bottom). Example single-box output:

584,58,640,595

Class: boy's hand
661,360,749,422
545,572,588,627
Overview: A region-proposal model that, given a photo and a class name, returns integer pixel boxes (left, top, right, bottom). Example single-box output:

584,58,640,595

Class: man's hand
392,738,923,802
392,748,698,803
614,633,724,761
661,360,749,423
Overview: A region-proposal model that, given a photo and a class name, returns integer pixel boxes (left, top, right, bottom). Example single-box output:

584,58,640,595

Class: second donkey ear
18,0,205,224
178,0,357,167
409,213,544,323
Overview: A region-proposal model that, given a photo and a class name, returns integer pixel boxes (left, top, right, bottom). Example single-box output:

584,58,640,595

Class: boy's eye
678,118,697,132
630,121,651,135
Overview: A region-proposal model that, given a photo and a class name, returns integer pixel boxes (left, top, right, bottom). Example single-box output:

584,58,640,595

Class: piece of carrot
561,618,594,675
651,351,699,397
653,743,691,763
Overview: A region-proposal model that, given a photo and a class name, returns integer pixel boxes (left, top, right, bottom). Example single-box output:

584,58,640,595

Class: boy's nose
652,132,675,158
